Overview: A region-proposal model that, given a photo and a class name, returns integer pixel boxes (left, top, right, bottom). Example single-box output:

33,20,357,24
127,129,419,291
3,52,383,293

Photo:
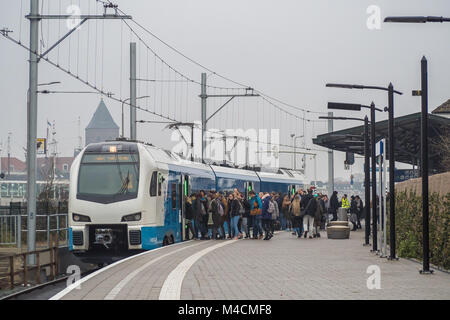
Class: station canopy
313,112,450,173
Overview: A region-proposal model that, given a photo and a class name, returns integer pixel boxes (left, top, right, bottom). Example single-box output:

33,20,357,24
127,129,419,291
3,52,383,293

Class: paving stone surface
60,228,450,300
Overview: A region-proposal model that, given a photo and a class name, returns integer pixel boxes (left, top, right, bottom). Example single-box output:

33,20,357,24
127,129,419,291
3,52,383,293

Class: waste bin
337,207,348,221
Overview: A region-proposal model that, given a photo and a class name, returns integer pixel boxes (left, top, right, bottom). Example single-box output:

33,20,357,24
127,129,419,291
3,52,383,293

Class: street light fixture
384,16,450,23
326,82,402,260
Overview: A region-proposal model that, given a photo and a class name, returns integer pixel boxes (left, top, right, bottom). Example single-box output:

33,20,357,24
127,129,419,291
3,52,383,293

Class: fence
0,213,68,249
0,236,59,290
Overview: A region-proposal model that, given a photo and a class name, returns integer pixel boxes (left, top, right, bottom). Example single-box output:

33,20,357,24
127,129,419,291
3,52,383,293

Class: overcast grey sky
1,0,449,183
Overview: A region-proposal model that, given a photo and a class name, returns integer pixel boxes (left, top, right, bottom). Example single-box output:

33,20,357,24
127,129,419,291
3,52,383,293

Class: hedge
387,191,449,270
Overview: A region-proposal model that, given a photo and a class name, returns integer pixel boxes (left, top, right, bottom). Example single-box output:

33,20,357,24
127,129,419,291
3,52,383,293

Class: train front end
68,141,146,261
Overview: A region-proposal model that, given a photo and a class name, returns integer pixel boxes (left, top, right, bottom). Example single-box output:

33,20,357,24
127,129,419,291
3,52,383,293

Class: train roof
209,165,260,182
84,140,306,185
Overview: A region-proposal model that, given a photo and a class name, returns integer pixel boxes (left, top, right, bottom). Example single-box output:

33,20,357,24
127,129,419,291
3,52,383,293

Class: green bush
387,191,449,270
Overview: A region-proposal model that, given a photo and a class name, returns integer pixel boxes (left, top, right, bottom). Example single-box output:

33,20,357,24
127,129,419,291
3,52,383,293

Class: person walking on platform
302,189,317,239
329,191,339,221
289,194,303,237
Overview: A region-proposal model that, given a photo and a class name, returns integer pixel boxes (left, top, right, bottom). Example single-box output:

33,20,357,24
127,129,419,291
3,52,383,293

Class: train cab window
150,171,157,197
158,174,162,196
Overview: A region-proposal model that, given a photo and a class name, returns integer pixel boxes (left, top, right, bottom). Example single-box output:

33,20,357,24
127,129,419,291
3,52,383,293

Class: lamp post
326,83,402,259
383,14,438,273
121,95,150,138
326,102,384,252
319,115,370,245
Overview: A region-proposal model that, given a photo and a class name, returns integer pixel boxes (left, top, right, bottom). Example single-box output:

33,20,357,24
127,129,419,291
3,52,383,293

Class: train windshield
77,153,139,203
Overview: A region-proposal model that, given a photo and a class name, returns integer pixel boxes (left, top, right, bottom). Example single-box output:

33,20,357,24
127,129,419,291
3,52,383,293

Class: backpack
250,198,261,216
217,199,225,216
238,201,245,215
271,200,279,220
268,200,275,214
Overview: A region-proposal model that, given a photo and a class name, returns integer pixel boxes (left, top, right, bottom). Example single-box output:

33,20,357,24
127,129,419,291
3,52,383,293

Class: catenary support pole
420,56,431,274
378,141,383,254
328,112,334,197
26,0,39,265
130,42,137,140
370,103,377,252
388,83,396,260
383,138,387,257
201,73,207,162
364,116,370,246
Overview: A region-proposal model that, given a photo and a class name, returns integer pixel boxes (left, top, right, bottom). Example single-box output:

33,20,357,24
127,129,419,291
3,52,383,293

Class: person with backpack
194,190,209,240
209,192,225,239
241,192,251,239
289,194,303,237
249,191,263,239
302,188,317,239
261,192,273,240
270,193,280,235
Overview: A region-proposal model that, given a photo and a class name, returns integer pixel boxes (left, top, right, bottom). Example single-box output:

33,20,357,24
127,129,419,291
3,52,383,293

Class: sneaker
304,232,308,239
258,234,264,240
309,235,313,239
317,233,321,238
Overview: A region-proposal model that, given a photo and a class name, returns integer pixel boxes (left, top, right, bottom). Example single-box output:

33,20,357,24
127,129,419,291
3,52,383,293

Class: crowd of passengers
183,188,365,241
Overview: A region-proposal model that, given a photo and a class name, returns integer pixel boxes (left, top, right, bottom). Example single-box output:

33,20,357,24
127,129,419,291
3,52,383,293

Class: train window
171,183,177,209
150,171,157,197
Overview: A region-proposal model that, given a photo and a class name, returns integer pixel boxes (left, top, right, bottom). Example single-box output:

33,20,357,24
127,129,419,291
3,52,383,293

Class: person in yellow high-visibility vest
341,194,350,210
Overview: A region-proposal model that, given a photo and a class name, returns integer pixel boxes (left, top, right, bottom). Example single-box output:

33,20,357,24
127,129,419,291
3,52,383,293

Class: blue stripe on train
68,227,73,251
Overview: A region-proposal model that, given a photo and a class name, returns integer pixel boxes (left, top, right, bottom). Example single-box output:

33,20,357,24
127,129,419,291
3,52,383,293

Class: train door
289,185,296,196
170,181,179,234
181,175,190,241
245,181,254,199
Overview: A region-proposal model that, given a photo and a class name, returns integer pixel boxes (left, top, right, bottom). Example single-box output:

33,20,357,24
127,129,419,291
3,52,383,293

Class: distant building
432,99,450,119
85,99,120,146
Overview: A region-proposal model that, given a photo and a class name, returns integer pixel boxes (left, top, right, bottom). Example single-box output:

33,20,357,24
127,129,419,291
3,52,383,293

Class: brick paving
60,228,450,300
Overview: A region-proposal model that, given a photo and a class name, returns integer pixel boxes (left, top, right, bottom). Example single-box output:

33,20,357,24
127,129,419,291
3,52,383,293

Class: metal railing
0,213,68,249
0,236,60,290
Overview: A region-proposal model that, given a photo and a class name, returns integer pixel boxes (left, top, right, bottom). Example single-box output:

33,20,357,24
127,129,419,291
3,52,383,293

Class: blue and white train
68,140,305,261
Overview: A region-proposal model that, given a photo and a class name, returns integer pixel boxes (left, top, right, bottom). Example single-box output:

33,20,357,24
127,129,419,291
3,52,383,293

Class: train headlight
121,212,141,222
72,213,91,222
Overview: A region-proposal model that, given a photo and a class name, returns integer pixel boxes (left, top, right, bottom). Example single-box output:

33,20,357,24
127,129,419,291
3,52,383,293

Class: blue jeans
231,215,240,238
253,216,263,237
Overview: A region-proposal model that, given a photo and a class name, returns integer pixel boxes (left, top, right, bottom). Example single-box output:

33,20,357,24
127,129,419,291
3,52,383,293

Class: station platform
51,229,450,300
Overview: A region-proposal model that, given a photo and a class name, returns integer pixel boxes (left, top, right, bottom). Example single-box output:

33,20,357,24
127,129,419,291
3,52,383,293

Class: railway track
0,267,101,300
